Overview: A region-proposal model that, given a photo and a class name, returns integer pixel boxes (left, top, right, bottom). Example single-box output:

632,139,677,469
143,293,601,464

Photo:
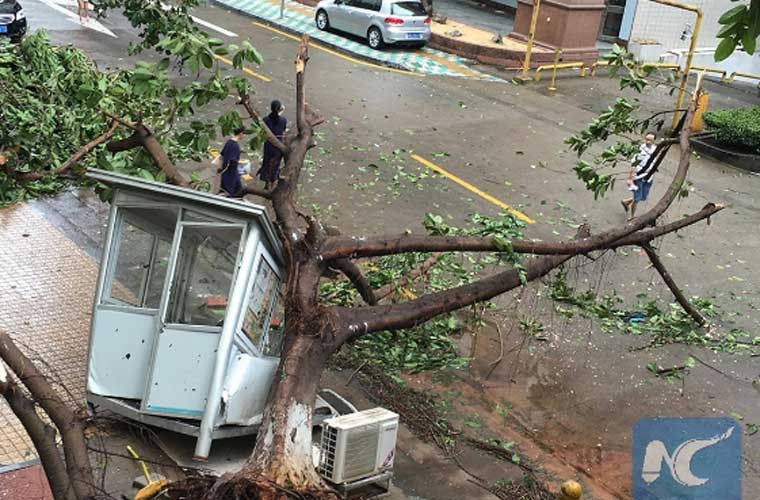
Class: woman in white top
621,132,657,220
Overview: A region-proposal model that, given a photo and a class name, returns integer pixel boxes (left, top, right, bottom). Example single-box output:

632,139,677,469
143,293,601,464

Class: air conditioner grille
318,425,338,478
342,425,379,480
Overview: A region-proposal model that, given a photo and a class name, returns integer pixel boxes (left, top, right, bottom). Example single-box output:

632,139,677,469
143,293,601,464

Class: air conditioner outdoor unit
318,407,399,484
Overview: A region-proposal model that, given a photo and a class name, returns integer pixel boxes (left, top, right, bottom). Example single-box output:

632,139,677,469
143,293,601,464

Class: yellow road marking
214,55,272,82
252,21,424,78
410,154,535,224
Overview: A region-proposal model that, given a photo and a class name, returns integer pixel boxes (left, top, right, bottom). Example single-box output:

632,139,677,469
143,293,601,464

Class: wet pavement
3,1,760,498
0,202,98,465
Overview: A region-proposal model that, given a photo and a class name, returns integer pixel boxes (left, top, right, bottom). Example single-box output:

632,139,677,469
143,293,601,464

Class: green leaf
742,30,757,54
715,36,738,61
719,5,747,25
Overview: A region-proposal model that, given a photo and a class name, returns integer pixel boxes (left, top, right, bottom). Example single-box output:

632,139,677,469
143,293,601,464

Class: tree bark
219,322,339,499
328,258,377,305
106,124,191,188
641,244,706,325
16,121,120,183
0,332,96,500
0,367,76,500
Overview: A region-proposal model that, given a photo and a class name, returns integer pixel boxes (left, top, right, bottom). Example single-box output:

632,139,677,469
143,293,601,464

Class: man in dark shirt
218,127,245,197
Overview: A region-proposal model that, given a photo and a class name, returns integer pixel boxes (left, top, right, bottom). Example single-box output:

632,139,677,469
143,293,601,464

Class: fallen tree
0,4,727,500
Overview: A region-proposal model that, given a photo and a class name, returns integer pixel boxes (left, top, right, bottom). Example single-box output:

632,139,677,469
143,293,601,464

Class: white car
315,0,431,50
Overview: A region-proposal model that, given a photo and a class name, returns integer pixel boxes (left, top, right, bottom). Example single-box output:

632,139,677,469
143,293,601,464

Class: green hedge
703,106,760,154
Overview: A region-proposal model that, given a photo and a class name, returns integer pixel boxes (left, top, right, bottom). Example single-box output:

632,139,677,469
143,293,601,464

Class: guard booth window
103,207,176,309
241,257,283,356
165,225,242,327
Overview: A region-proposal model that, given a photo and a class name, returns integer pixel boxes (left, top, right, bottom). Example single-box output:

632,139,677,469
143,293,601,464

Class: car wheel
315,10,329,31
367,26,384,50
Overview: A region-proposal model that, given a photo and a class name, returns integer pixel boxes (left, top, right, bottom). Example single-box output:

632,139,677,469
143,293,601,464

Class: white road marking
37,0,117,38
159,3,238,37
190,15,238,37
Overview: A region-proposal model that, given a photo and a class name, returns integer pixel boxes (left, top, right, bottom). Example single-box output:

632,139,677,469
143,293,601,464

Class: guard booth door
143,220,245,418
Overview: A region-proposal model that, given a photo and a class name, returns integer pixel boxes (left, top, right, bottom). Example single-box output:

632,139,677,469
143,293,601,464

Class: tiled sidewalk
216,0,501,80
0,204,98,466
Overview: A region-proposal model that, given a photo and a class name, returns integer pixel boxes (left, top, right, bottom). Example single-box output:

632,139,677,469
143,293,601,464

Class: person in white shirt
621,132,657,220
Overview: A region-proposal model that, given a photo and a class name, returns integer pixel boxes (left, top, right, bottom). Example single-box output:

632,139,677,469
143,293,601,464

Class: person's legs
630,180,650,219
629,201,638,219
622,196,633,214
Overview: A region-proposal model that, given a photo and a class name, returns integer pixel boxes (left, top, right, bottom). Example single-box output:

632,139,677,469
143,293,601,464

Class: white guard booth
84,169,339,460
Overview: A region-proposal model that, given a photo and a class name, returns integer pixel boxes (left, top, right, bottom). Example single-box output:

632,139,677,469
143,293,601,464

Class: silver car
315,0,431,50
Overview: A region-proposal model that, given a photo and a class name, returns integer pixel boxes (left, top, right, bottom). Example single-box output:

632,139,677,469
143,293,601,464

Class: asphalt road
19,1,760,497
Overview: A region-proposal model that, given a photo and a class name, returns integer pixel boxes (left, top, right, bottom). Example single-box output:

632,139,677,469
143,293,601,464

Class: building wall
625,0,760,83
628,0,734,51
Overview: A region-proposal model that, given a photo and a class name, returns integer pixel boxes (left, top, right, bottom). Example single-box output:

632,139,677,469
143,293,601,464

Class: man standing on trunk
622,132,657,220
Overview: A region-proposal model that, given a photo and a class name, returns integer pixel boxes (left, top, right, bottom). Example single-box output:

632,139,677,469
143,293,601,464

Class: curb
211,0,421,74
428,33,556,68
691,137,760,174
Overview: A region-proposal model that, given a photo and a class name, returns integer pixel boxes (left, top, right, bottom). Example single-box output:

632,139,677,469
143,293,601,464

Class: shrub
703,106,760,154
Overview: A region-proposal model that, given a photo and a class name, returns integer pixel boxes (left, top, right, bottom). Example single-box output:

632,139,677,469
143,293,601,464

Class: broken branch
295,35,310,135
0,363,76,500
0,331,96,500
14,121,120,183
238,93,289,155
328,259,377,306
641,244,706,325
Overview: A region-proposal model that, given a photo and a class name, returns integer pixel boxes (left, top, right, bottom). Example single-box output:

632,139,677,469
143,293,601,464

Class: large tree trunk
219,314,339,499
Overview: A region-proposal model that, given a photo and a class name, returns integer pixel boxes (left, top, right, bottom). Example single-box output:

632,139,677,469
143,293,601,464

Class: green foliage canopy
0,0,266,206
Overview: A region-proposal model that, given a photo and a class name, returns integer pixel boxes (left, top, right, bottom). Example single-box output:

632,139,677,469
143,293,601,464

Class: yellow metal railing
642,62,682,75
535,62,586,81
548,48,562,91
651,0,703,130
689,65,727,81
520,0,542,81
727,71,760,88
590,60,681,77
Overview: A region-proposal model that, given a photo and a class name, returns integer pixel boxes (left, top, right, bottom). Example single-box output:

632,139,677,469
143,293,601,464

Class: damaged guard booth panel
84,169,337,460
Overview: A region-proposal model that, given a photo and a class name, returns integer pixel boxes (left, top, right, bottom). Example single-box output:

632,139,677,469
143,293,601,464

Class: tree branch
243,184,273,200
641,244,706,325
106,124,191,188
321,200,723,260
337,253,573,343
328,259,377,305
0,332,96,500
101,111,137,130
295,35,310,135
14,121,120,183
608,202,725,248
238,93,288,154
0,364,76,500
334,225,591,342
374,255,439,302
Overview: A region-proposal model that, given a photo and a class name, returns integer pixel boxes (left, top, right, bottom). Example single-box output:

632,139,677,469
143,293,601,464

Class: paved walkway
216,0,500,80
0,203,97,466
435,0,514,35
